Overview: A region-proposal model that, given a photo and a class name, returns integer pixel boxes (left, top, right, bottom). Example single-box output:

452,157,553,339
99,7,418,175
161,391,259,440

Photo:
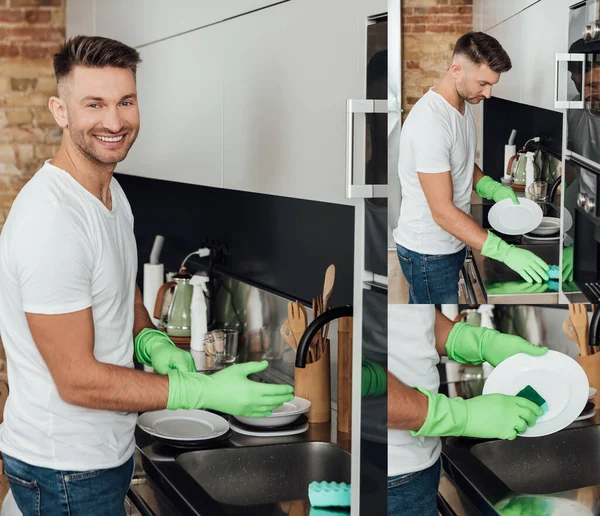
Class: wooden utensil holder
294,339,331,423
578,352,600,407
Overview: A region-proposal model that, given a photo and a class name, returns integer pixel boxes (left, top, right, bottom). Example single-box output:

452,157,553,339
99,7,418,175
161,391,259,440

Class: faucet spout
295,305,353,368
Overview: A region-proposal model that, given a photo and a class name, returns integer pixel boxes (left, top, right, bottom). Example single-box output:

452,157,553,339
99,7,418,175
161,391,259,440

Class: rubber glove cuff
476,175,518,204
481,231,512,262
361,359,387,397
411,387,467,437
167,369,210,410
445,322,487,365
134,328,176,366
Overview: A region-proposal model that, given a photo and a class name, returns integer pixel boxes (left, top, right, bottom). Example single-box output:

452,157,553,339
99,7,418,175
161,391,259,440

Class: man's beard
69,125,136,165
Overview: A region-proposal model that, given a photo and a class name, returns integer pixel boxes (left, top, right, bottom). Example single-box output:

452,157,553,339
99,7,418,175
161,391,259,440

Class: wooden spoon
288,301,307,359
280,321,297,351
569,304,590,356
321,265,335,343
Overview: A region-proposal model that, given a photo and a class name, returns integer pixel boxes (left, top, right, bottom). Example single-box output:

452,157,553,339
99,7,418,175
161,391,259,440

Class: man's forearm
473,163,485,192
433,205,488,251
133,285,156,338
434,309,456,356
63,361,170,412
387,372,428,431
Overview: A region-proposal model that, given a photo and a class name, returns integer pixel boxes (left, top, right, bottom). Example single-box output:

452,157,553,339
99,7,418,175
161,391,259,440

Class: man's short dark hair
53,35,142,85
453,32,512,73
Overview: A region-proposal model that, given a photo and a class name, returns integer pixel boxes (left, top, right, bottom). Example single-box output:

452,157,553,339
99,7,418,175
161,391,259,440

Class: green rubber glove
445,322,548,367
134,328,196,374
563,245,574,283
496,496,553,516
167,360,294,417
361,359,386,397
482,231,550,283
412,388,543,440
485,281,549,296
476,175,519,204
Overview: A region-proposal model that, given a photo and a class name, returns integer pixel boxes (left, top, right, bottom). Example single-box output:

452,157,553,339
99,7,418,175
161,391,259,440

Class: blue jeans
388,459,441,516
396,244,467,304
3,453,135,516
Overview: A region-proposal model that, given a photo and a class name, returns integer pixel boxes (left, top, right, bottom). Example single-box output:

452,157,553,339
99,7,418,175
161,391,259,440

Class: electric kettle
153,267,193,337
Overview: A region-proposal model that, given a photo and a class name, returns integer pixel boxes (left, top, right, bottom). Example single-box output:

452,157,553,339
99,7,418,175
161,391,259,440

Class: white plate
522,232,561,242
137,409,229,441
529,217,561,236
233,397,311,427
488,198,544,235
589,387,597,400
229,420,308,437
575,408,595,421
482,351,589,437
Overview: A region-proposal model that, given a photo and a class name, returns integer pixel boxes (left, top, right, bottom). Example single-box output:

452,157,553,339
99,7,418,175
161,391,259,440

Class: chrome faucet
295,305,353,367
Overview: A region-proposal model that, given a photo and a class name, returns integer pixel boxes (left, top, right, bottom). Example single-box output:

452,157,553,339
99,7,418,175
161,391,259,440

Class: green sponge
308,481,350,508
516,385,548,414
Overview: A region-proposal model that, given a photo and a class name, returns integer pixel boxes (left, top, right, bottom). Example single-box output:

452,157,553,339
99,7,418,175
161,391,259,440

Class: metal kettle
153,267,193,337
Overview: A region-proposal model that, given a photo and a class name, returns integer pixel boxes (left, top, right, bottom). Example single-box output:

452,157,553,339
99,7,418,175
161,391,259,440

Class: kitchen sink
175,441,350,507
489,243,560,280
470,425,600,495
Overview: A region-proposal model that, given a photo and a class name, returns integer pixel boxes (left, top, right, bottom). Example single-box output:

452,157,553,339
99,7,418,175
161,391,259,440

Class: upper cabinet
68,0,386,204
91,1,287,48
480,0,569,112
116,24,223,187
221,0,365,204
478,0,540,31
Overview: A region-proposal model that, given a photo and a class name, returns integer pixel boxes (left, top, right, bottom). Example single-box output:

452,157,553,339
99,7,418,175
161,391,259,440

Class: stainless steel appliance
557,1,600,301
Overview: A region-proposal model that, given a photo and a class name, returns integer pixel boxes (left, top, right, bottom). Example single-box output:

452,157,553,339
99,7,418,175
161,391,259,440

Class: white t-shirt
388,304,441,477
393,89,476,255
0,161,138,471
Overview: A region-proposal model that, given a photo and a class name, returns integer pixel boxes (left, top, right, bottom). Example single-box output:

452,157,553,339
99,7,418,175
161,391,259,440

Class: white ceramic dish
482,351,589,437
233,397,311,428
589,387,597,400
575,408,595,422
137,409,229,441
522,233,561,242
488,198,544,235
229,420,308,437
529,217,561,236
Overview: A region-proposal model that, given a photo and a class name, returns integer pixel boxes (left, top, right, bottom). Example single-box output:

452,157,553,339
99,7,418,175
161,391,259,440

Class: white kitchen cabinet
481,0,498,31
117,24,223,187
473,0,483,32
93,0,287,48
221,0,364,205
497,0,540,27
487,14,522,104
519,0,569,111
66,0,95,38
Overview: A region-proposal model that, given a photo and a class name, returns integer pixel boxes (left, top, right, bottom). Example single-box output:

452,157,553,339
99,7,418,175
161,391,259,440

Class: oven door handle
555,53,586,109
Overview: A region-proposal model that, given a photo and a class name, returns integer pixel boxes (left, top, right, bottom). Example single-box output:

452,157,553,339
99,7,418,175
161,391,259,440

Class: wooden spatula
280,321,297,351
569,304,590,356
321,264,335,343
288,301,307,357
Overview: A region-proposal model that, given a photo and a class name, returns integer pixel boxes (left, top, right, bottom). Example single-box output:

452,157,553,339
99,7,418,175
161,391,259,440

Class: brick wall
0,0,65,231
402,0,473,121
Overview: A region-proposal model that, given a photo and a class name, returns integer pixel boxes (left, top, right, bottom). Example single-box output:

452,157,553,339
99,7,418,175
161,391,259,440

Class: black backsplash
115,174,355,306
483,97,563,180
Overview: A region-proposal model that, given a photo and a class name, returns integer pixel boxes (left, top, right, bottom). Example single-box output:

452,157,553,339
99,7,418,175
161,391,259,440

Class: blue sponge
308,481,351,508
546,265,560,281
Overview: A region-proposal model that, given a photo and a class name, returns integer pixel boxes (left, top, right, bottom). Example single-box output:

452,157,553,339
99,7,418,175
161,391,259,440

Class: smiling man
394,32,549,304
0,36,293,515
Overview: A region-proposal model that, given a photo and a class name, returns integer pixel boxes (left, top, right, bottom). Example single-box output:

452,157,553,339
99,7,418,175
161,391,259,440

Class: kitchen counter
132,408,358,516
468,202,561,304
439,414,600,515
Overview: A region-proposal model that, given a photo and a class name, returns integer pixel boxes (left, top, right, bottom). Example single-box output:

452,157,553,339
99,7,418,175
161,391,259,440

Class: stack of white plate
233,396,311,428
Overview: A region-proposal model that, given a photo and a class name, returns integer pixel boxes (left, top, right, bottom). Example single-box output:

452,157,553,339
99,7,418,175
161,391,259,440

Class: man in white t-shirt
0,36,293,515
394,32,549,304
387,305,548,516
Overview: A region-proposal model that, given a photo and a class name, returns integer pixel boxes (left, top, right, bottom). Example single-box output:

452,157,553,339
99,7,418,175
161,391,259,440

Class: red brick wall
402,0,473,121
0,0,65,231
